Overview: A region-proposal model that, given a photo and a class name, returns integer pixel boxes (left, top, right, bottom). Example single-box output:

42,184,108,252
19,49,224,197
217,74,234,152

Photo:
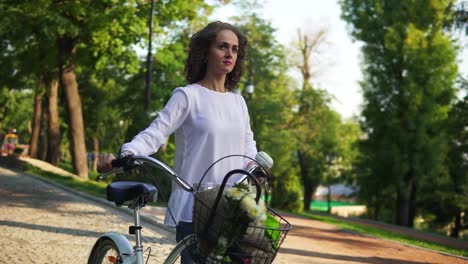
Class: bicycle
87,155,292,264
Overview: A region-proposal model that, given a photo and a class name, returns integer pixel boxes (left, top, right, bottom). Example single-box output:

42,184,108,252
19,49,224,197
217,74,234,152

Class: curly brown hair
185,21,248,91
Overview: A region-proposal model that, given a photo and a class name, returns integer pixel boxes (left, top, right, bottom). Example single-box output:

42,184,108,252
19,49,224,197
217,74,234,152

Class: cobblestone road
0,167,176,264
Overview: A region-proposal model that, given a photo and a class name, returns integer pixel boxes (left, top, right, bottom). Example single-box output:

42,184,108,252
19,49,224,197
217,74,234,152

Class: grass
23,163,108,199
24,160,166,207
299,211,468,257
57,161,101,180
8,158,467,258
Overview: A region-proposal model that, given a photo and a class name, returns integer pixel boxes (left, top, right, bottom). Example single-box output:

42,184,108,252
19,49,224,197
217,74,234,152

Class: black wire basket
191,169,292,264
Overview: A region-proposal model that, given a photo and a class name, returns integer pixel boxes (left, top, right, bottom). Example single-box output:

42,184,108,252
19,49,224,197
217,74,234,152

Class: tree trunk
38,99,48,160
409,180,417,228
0,103,8,142
397,176,415,227
91,135,99,172
29,86,43,158
298,150,312,210
450,211,462,238
303,184,313,211
397,192,409,226
46,78,61,165
59,37,88,179
374,201,380,220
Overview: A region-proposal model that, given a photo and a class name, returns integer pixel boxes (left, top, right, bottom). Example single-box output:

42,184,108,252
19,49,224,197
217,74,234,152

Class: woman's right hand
97,153,116,173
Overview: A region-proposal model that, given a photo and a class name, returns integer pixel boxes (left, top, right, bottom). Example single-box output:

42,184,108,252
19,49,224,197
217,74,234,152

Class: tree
341,0,459,226
452,1,468,34
1,1,217,178
229,0,303,212
445,88,467,237
50,0,161,178
292,25,344,211
46,78,61,164
117,3,217,165
0,89,34,145
29,81,44,159
80,71,129,171
418,79,467,237
0,2,53,159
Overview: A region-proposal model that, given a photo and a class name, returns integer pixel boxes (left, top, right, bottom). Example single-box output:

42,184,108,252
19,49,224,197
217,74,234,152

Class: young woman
100,21,257,263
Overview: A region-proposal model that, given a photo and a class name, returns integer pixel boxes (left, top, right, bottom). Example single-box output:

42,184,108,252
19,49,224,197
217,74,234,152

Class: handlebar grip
111,155,137,171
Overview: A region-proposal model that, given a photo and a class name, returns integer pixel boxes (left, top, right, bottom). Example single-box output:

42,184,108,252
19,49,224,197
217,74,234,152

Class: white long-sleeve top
121,83,257,227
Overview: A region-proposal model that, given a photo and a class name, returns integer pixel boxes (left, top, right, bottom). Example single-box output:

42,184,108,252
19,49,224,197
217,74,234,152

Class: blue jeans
176,221,194,264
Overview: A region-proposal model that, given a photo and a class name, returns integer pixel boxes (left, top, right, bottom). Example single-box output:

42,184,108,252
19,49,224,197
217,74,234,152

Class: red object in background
2,129,19,156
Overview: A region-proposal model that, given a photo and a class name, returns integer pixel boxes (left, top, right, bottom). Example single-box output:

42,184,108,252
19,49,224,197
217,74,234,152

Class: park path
0,159,467,264
274,214,467,263
0,166,177,264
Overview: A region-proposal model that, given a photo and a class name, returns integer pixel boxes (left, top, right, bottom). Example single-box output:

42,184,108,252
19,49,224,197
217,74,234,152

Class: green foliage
284,18,362,212
336,119,361,183
79,67,131,153
0,89,33,141
1,0,221,166
231,5,303,212
419,85,467,235
341,0,459,226
294,86,358,210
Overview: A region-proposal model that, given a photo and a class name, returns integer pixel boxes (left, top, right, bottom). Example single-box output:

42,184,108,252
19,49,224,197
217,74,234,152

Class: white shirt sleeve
243,99,257,166
121,88,190,156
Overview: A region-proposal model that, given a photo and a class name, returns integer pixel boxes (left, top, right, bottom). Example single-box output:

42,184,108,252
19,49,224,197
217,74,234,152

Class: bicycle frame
88,155,195,264
93,208,195,264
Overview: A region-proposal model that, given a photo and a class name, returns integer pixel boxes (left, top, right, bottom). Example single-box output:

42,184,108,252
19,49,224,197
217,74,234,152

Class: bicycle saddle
107,181,158,206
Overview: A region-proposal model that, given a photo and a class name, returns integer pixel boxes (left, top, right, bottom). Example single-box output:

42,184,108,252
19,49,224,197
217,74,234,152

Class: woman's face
206,29,239,76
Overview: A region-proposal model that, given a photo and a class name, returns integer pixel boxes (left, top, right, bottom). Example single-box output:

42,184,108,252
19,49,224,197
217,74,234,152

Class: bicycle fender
101,232,135,264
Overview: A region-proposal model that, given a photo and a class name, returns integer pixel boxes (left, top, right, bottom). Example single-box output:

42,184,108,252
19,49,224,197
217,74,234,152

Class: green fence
311,200,360,212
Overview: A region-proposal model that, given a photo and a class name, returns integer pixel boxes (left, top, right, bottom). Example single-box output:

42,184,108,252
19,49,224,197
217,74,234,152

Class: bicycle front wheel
88,238,121,264
164,234,196,264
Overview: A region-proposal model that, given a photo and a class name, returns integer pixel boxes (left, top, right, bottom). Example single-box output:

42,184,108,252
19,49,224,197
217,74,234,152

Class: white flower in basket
241,195,267,225
199,182,279,263
225,186,248,201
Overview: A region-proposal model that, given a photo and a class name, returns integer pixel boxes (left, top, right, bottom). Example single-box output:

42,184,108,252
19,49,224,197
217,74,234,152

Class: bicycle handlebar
99,155,194,192
99,155,269,195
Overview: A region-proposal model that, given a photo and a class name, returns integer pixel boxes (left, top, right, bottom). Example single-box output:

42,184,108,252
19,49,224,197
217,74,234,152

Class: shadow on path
287,223,384,250
0,173,72,211
0,220,171,244
0,220,103,237
280,247,430,264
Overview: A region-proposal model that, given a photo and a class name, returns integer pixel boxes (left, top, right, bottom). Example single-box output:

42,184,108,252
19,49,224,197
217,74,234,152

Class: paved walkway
0,167,176,264
1,162,467,264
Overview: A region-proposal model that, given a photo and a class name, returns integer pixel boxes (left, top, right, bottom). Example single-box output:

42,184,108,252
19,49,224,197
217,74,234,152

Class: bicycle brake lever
97,168,124,181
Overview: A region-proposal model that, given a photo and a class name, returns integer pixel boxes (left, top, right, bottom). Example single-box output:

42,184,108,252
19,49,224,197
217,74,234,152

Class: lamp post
326,153,337,214
145,0,155,114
